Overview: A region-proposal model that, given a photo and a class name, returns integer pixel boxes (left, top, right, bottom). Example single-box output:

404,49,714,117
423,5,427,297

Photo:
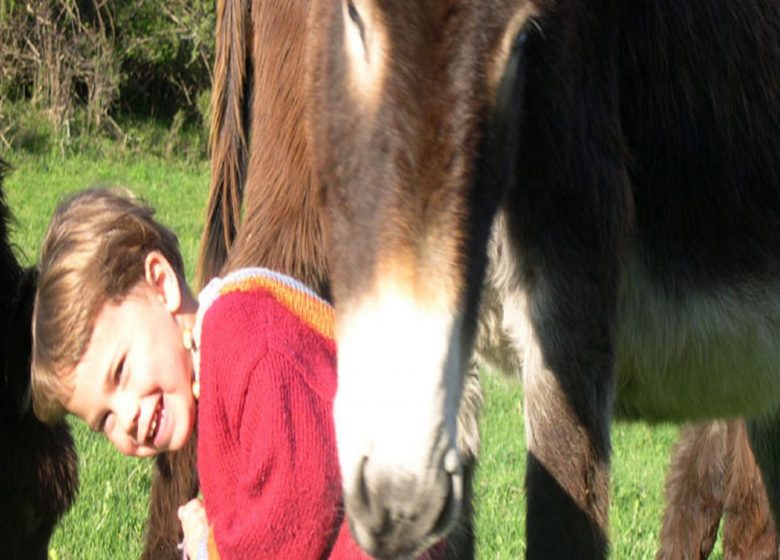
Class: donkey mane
200,0,328,295
196,0,250,286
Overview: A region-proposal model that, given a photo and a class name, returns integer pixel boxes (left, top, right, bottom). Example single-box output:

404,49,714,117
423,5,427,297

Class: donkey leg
657,422,727,560
141,434,199,560
722,419,778,560
522,281,615,559
745,412,780,560
523,345,611,558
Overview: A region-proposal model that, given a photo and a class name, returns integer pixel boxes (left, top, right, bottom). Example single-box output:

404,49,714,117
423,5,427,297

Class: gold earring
183,327,199,398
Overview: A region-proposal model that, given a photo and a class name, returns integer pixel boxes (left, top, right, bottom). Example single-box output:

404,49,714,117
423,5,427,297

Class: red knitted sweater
195,269,374,559
194,270,447,559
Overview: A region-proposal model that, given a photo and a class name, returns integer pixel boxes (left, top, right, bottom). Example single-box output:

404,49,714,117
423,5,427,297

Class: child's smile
65,262,198,457
145,396,164,445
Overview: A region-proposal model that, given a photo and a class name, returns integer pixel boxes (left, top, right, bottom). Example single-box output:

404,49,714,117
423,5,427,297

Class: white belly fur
615,257,780,421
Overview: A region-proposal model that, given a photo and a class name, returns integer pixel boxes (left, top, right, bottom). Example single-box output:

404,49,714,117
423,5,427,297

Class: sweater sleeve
207,349,346,559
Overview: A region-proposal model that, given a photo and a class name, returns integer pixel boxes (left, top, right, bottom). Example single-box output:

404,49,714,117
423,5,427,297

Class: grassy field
4,149,715,559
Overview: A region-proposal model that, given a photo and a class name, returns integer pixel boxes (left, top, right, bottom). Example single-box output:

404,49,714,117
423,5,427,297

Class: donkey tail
196,0,251,288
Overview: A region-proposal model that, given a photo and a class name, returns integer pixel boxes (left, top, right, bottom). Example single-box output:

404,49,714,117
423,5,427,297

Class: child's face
65,274,196,457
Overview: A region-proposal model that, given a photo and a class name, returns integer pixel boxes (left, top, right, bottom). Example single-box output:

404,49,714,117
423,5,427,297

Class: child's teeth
148,403,162,443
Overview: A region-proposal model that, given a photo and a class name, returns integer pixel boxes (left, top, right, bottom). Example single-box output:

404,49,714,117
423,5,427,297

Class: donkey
305,0,780,558
0,158,79,558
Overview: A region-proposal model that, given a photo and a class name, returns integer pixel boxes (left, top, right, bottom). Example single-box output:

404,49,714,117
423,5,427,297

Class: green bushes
0,0,214,155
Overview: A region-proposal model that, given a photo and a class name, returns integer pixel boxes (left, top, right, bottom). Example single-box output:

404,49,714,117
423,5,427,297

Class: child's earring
192,378,200,400
182,328,200,399
183,328,194,351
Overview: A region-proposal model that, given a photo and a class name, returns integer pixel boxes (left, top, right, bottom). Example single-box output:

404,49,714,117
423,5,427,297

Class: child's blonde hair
31,187,185,424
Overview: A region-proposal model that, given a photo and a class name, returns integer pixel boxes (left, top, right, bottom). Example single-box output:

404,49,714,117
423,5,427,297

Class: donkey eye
347,1,366,44
347,1,361,26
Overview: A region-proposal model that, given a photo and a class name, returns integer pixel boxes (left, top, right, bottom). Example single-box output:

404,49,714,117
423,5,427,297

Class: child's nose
115,393,140,440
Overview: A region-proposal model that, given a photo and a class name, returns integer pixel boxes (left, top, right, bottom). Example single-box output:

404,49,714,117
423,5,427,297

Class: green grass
474,372,526,558
4,149,719,558
473,373,701,559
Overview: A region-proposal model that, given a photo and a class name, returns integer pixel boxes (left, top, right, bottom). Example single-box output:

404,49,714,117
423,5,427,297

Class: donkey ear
3,266,38,417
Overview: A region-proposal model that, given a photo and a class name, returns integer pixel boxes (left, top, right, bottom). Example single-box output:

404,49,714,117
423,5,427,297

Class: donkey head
307,1,534,556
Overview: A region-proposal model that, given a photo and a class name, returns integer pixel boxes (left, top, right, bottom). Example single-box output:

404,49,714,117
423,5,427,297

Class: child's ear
144,251,182,313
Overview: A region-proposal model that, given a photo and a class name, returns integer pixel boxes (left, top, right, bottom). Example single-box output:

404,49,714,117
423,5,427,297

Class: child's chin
162,436,180,452
166,427,194,452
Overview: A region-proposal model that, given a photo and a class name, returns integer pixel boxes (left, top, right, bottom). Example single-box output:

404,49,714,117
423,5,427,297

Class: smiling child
30,188,446,559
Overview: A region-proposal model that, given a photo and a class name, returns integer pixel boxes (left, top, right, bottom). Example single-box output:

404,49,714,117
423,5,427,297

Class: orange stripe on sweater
218,277,334,340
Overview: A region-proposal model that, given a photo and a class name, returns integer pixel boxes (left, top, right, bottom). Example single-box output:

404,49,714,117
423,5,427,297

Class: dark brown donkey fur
305,0,780,558
0,158,79,559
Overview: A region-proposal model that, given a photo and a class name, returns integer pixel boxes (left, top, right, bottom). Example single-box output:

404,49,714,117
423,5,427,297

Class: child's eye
96,411,111,433
114,356,125,386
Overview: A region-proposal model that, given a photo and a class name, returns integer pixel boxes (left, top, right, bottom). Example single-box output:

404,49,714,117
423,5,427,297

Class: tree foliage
0,0,214,146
